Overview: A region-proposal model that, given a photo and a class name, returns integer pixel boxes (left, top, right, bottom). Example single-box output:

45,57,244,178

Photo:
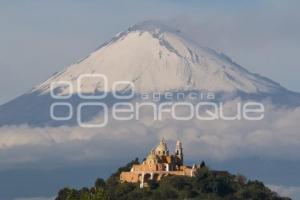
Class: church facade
120,139,200,188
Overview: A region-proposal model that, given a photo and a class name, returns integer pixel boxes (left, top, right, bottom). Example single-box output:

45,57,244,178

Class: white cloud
268,185,300,200
0,100,300,169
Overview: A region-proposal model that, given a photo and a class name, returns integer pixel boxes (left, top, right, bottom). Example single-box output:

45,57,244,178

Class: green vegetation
55,159,291,200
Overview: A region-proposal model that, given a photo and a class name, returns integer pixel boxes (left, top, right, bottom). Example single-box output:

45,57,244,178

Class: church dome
147,153,158,161
146,150,159,164
155,138,169,155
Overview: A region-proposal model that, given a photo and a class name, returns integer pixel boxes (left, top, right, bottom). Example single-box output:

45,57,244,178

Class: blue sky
0,0,299,105
0,0,300,196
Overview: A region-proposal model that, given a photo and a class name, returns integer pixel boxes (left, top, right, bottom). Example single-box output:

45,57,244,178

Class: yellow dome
155,138,169,155
146,150,158,164
147,153,158,161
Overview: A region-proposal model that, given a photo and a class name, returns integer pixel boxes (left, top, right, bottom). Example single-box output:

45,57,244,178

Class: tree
212,176,235,197
200,161,206,168
95,178,106,189
236,174,247,186
56,187,78,200
92,187,108,200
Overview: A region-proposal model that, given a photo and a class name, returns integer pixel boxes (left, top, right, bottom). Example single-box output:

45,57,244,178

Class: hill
55,158,291,200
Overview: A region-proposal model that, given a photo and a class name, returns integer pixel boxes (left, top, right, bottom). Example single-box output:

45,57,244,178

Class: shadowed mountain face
0,21,299,127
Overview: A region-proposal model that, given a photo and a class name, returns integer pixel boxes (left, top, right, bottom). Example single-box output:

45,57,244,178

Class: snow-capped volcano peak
128,20,181,34
36,21,285,95
0,21,299,127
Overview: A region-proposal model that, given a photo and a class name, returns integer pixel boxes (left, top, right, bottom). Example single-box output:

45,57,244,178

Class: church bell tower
175,140,183,166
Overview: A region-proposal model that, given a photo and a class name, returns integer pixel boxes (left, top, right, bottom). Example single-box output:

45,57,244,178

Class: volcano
0,21,299,127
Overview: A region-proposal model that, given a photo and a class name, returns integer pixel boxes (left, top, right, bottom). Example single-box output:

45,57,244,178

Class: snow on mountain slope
34,21,285,96
0,21,299,127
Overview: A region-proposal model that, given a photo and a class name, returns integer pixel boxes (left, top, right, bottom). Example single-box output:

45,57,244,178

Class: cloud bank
0,100,300,169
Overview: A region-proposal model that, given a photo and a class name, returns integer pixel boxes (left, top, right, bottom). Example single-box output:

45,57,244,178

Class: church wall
120,172,140,183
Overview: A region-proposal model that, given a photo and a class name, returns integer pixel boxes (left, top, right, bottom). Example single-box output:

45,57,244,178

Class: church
120,139,200,188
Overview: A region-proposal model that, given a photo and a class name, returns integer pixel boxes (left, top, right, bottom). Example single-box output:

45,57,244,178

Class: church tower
175,140,183,166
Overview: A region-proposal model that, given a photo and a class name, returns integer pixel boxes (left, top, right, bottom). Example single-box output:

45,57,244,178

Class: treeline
55,158,291,200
